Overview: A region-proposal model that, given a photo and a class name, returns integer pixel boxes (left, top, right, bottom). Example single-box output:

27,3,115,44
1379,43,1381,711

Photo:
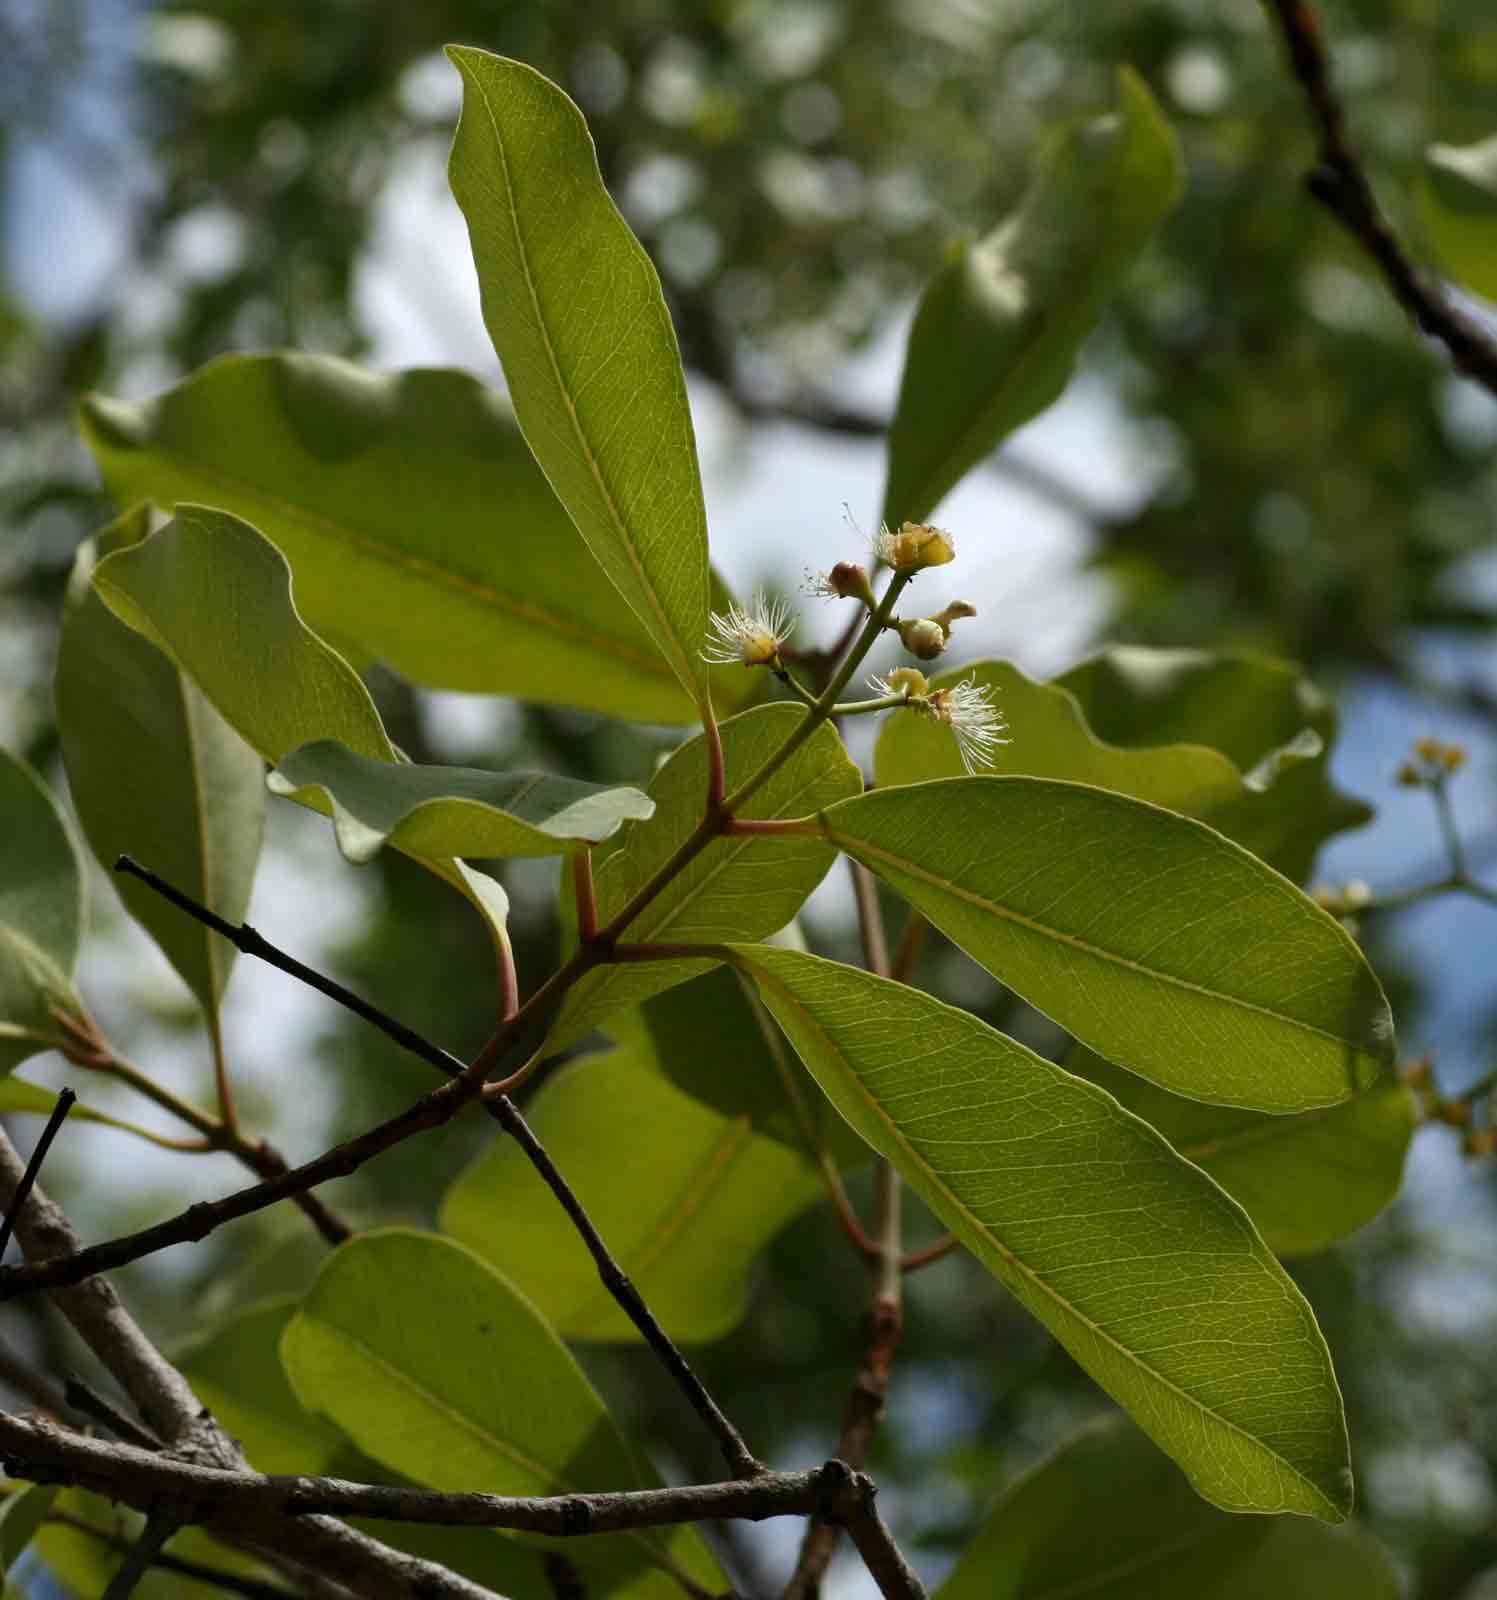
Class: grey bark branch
0,1129,503,1600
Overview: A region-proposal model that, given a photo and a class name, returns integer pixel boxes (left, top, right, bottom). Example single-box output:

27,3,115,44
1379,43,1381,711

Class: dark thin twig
1262,0,1497,397
0,1087,75,1260
56,1511,298,1600
64,1375,165,1452
0,1077,477,1299
102,1512,179,1600
107,857,765,1482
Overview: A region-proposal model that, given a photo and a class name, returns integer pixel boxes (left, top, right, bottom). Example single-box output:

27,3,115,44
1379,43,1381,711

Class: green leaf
268,739,654,865
1418,133,1497,303
447,48,711,712
882,68,1183,529
57,508,265,1016
876,658,1368,882
178,1298,344,1475
1054,647,1369,882
624,966,870,1167
92,505,512,959
549,704,861,1048
281,1230,723,1594
0,1076,195,1146
442,1040,823,1343
939,1414,1398,1600
0,749,85,1074
94,504,394,768
0,1483,56,1572
730,944,1351,1520
1066,1045,1415,1257
79,355,750,724
819,778,1393,1112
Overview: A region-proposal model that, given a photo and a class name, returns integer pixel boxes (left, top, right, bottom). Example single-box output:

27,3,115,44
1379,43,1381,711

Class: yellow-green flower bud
875,522,956,573
899,617,948,659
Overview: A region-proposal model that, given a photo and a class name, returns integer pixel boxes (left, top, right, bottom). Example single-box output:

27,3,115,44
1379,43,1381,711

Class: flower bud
882,666,930,698
930,599,976,634
1394,760,1422,788
899,617,948,659
818,561,877,607
876,522,956,573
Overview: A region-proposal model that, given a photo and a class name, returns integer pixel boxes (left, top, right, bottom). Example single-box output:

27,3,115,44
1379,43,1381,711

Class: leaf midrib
464,60,702,707
827,826,1368,1060
743,957,1339,1519
102,437,680,684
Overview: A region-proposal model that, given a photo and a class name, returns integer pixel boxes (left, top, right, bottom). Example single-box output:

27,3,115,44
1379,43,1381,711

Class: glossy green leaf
882,69,1182,528
92,505,512,959
820,779,1393,1112
731,944,1351,1520
0,749,85,1074
79,355,751,723
875,657,1368,881
442,1041,822,1343
939,1414,1397,1600
57,508,265,1015
1055,647,1369,882
94,505,394,768
548,704,861,1048
282,1230,723,1594
268,739,653,864
178,1298,344,1476
447,48,711,712
1418,133,1497,303
0,1484,55,1572
1067,1045,1415,1257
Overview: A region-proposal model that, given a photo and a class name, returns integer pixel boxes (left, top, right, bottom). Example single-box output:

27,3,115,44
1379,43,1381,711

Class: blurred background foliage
4,1,1497,1596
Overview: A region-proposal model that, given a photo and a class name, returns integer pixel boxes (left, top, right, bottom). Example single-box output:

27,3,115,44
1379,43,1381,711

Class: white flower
702,589,795,666
928,675,1008,774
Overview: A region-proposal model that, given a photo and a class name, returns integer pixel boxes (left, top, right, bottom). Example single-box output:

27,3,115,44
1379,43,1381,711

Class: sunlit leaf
548,704,861,1048
447,48,712,713
80,356,752,723
1067,1045,1415,1257
731,944,1351,1520
939,1414,1396,1599
57,507,265,1016
92,506,512,961
281,1230,723,1594
882,68,1182,528
819,778,1393,1111
178,1298,343,1476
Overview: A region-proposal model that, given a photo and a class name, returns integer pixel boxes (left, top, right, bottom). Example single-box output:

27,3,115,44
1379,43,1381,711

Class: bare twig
0,1087,75,1260
53,1005,351,1246
849,862,891,981
64,1375,164,1451
104,858,766,1482
0,1076,478,1301
0,1133,506,1600
0,1416,819,1533
55,1510,298,1599
102,1511,179,1600
1262,0,1497,397
2,1420,927,1597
